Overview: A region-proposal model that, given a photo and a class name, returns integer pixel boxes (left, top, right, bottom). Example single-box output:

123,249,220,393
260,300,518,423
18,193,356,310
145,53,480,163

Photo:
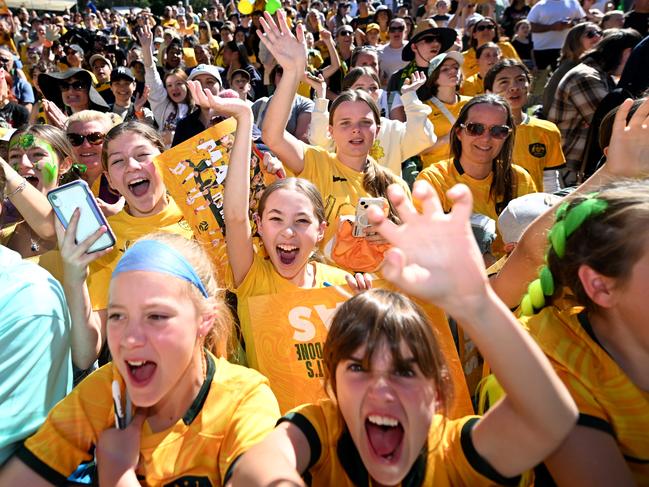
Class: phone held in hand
352,197,388,238
47,180,116,253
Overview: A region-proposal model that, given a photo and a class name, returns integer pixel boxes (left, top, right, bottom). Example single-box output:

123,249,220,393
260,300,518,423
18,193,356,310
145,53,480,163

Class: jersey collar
182,352,216,425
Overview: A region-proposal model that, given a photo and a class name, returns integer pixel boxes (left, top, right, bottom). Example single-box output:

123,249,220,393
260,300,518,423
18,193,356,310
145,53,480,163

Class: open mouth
276,244,299,265
365,415,404,462
349,138,364,146
127,177,150,197
126,360,157,386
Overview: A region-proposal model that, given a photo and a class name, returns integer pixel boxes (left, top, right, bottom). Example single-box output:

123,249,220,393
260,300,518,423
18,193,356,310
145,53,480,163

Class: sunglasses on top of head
584,29,602,39
66,132,105,146
461,122,512,139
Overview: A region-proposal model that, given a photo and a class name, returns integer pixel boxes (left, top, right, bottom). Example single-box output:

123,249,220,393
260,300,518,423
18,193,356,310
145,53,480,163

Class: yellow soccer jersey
512,116,566,191
420,96,471,168
462,41,521,78
281,399,520,486
234,252,349,370
18,353,281,486
521,306,649,484
460,74,485,97
299,145,411,264
87,198,194,311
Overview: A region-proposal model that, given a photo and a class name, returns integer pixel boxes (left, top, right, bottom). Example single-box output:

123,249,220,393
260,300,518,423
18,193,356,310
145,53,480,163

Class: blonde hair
135,232,234,358
66,110,121,130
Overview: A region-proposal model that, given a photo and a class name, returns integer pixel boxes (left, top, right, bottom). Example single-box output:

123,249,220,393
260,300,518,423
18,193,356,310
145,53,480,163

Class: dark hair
342,66,380,91
581,28,641,74
449,94,516,212
350,45,379,68
329,90,402,223
258,177,326,224
470,17,499,50
101,121,165,171
324,289,452,417
225,40,252,67
483,58,530,92
475,41,500,59
546,180,649,311
598,98,644,151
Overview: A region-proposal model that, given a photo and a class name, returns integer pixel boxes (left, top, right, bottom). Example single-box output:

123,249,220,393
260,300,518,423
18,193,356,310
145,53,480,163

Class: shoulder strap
429,96,457,124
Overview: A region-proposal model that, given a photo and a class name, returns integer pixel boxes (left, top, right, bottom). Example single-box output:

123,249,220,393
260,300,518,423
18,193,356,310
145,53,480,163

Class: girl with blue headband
0,232,281,485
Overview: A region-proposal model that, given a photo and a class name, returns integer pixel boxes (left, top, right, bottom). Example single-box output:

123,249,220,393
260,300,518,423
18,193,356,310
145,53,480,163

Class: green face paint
9,134,60,185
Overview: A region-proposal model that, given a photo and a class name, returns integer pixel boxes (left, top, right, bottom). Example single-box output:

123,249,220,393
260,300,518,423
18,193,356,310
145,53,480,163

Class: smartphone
47,180,116,253
352,197,388,238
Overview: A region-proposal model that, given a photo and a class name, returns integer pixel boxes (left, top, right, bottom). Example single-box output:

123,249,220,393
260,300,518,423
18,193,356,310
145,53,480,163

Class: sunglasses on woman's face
60,80,88,91
339,30,353,36
584,29,602,39
476,23,495,32
461,122,512,139
67,132,105,146
389,25,405,32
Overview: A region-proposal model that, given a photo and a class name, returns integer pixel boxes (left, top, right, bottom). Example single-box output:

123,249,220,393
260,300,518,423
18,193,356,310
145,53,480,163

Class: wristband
5,178,26,198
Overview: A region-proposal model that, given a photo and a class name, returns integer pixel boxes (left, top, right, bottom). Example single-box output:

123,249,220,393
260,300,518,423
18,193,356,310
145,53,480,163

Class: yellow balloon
238,0,253,15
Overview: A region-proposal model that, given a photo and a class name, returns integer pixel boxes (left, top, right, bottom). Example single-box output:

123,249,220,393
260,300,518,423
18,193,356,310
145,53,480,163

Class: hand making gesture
257,10,307,75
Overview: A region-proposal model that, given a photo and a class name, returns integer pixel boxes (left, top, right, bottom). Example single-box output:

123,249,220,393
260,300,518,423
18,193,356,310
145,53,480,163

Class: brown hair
163,68,194,108
547,180,649,311
258,177,326,224
129,232,233,357
449,94,516,213
420,57,462,100
559,22,599,62
10,125,76,168
342,66,380,91
470,17,499,50
324,289,452,416
329,89,401,222
101,121,165,171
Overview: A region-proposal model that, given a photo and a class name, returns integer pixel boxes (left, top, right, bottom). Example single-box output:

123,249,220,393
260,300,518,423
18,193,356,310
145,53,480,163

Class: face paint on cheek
42,160,58,184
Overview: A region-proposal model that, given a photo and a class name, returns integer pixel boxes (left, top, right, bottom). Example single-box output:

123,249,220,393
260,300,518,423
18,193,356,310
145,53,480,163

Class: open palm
257,10,307,73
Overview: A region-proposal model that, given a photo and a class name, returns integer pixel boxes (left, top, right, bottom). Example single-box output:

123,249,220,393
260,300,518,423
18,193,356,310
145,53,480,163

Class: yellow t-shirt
459,74,484,97
282,399,520,486
19,353,281,486
416,158,537,254
234,252,349,370
299,145,410,266
462,41,521,78
520,306,649,485
87,198,194,311
420,96,471,168
512,116,566,191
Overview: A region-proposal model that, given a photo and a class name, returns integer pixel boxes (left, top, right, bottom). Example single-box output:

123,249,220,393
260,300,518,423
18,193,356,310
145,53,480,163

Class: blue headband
112,240,209,298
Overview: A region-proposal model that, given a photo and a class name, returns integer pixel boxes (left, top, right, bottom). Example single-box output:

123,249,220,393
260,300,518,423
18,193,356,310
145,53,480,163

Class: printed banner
155,119,274,278
248,283,472,415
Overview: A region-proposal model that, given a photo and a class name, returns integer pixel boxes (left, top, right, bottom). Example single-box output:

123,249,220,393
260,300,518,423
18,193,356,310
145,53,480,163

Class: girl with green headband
480,98,649,485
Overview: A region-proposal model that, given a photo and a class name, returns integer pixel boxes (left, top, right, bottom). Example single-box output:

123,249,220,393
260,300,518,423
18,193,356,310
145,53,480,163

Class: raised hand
345,272,373,293
257,10,307,73
134,86,150,111
368,180,489,314
401,71,426,95
136,23,153,51
42,99,69,129
604,97,649,179
187,80,252,118
302,72,326,99
320,29,332,43
55,210,113,285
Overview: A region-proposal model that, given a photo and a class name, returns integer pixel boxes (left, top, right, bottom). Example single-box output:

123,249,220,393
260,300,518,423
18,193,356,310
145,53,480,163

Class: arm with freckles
258,11,307,175
229,422,310,487
55,213,111,370
1,157,56,240
367,181,578,479
490,98,649,308
188,81,255,288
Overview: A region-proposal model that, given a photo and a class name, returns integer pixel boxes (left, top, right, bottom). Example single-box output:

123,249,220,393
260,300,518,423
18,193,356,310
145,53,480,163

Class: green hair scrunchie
549,221,566,258
555,201,569,222
528,279,545,309
540,266,554,296
521,294,534,317
564,198,609,237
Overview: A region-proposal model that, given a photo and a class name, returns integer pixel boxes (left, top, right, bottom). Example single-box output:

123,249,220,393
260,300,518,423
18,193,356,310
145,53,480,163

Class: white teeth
277,244,298,251
368,415,399,427
128,178,147,185
127,360,146,367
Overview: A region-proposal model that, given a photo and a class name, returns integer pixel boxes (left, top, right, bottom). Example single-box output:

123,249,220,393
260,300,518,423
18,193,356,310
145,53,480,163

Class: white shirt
378,44,408,86
527,0,585,50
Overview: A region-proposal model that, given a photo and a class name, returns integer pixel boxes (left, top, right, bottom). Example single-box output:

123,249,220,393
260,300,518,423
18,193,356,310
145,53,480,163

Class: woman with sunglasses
65,110,124,217
462,17,520,79
417,94,537,255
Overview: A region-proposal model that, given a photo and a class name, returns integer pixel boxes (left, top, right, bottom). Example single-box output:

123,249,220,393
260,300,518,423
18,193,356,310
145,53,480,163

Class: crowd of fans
0,0,648,485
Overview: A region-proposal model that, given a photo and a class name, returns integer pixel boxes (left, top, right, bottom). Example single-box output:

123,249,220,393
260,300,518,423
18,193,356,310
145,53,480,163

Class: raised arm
318,29,341,81
491,97,649,308
258,11,307,175
368,181,578,478
397,72,436,160
137,24,167,106
188,81,255,288
1,158,56,240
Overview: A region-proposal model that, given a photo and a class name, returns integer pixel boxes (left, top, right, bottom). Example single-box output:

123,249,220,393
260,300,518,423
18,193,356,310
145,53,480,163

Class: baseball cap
89,53,112,70
470,213,497,255
187,64,223,86
229,68,251,82
365,23,380,33
67,44,85,57
427,51,464,76
498,193,560,244
110,67,135,83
